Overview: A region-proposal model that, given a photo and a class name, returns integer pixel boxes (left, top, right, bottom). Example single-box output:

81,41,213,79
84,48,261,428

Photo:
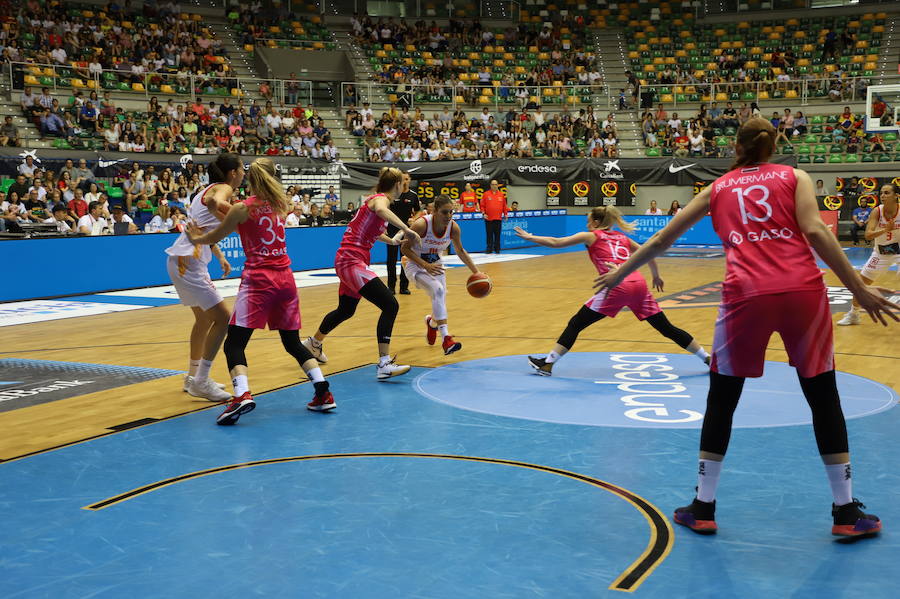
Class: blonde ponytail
248,158,289,217
590,205,635,232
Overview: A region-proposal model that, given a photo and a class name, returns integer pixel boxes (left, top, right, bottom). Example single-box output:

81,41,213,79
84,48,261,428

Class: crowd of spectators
352,16,602,104
1,0,228,81
346,103,619,162
19,86,337,159
0,156,347,236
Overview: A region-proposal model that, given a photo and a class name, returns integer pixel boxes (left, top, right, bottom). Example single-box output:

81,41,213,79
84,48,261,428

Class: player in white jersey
402,194,481,354
838,183,900,325
165,153,244,399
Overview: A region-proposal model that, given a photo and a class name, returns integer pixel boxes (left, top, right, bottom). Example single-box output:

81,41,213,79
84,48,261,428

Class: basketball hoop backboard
865,84,900,133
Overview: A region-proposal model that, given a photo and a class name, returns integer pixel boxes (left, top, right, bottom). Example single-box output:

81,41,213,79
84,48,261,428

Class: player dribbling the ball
402,194,482,355
515,206,710,376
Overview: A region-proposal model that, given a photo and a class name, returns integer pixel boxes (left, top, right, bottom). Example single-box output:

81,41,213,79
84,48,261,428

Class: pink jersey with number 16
709,162,823,303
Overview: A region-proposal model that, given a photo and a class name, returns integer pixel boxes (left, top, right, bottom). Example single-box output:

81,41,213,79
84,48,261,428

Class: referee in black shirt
386,171,422,294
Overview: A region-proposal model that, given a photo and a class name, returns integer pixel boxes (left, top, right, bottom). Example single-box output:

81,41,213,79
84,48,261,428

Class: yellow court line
84,452,674,592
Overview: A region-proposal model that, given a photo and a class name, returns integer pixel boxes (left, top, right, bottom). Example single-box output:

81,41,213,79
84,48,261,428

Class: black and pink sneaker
216,392,256,425
674,497,718,534
832,499,882,537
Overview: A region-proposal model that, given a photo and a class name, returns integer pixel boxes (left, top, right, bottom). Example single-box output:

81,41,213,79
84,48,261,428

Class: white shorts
860,248,900,280
404,260,446,289
166,255,223,311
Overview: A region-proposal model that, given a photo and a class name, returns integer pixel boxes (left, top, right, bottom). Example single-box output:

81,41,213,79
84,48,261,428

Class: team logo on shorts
546,181,561,197
823,195,843,210
574,181,592,197
728,231,744,246
599,181,617,197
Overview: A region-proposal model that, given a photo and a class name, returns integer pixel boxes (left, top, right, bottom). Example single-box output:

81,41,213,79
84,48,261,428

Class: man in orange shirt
480,179,509,253
460,183,479,212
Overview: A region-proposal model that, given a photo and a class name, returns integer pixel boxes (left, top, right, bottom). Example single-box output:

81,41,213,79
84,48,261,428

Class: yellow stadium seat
478,95,490,104
86,79,97,89
459,72,470,81
192,14,202,21
384,44,394,51
160,84,175,94
715,92,728,101
231,88,243,97
758,90,769,100
42,67,56,76
83,10,93,17
24,75,39,85
454,95,465,103
865,61,877,70
132,82,144,92
661,94,674,103
482,88,493,96
388,94,398,103
244,43,254,52
786,90,798,98
566,96,580,105
71,78,86,88
406,44,416,52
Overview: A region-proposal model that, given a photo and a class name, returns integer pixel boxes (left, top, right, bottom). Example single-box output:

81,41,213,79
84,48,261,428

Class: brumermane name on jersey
715,169,789,193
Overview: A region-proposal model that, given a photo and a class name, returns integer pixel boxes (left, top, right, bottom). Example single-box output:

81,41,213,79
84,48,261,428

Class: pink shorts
585,276,661,321
711,289,834,378
335,247,377,299
230,267,301,330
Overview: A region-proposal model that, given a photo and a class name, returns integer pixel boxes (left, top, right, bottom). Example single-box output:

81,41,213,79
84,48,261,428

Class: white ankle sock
195,359,212,382
188,359,200,376
825,462,853,506
438,324,449,337
694,347,710,362
546,351,562,364
697,459,723,503
232,374,249,396
307,367,325,383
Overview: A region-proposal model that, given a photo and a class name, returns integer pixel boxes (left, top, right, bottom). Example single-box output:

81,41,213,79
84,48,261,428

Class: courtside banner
0,214,568,302
0,150,796,188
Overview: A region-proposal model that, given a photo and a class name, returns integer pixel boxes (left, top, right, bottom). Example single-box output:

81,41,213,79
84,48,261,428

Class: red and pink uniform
230,196,301,330
584,229,661,320
334,195,388,298
709,162,831,378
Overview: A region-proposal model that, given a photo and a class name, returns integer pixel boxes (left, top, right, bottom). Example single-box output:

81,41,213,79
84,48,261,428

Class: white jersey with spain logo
871,203,900,247
165,183,224,263
410,214,453,263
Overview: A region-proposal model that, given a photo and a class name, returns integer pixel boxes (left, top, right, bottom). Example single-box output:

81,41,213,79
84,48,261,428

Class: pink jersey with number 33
710,163,823,303
237,196,291,270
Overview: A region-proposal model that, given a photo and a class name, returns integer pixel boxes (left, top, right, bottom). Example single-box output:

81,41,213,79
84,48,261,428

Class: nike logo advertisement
405,167,421,173
668,163,696,173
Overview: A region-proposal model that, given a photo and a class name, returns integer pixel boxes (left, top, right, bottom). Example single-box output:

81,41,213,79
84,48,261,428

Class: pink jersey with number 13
709,162,823,303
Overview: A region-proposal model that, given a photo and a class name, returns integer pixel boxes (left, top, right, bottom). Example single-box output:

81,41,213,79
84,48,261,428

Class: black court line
3,335,899,364
83,452,673,593
0,364,373,465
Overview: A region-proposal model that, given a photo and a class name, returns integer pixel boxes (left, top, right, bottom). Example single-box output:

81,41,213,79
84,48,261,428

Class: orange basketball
466,272,492,298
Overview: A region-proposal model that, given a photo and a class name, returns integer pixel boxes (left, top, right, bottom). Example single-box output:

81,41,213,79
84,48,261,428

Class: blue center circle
414,352,897,429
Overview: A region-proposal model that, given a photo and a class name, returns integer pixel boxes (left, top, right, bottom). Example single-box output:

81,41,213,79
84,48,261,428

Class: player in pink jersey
595,118,898,538
186,158,335,425
515,205,709,376
302,167,422,380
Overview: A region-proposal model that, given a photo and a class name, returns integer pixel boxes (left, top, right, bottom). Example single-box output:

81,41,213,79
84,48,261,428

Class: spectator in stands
44,203,75,233
689,127,705,156
668,201,682,216
24,189,48,222
0,191,26,233
285,204,305,228
673,128,690,157
20,86,38,118
18,156,37,179
645,200,663,216
146,204,173,233
9,174,29,200
110,205,138,234
850,198,872,246
0,116,20,147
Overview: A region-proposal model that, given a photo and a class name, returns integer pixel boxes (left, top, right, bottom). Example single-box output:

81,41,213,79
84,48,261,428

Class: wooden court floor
1,249,897,462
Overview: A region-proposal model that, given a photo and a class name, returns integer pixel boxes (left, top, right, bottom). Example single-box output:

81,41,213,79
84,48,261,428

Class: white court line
0,300,146,327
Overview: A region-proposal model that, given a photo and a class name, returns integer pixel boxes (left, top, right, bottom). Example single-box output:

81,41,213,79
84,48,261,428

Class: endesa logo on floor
600,354,702,424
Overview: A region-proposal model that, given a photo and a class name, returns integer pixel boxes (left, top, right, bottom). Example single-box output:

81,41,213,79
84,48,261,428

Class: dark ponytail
731,118,776,169
207,153,242,183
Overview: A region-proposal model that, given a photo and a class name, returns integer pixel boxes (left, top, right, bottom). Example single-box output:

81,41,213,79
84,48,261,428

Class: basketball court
1,244,898,597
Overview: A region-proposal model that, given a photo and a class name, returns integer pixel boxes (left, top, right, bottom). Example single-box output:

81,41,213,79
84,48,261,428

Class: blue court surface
2,353,899,598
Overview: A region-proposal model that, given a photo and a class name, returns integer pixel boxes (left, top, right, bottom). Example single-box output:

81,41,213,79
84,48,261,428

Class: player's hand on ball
856,285,900,326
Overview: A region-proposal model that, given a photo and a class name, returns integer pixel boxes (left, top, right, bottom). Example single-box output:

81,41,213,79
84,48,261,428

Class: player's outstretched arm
595,186,711,291
514,226,594,248
369,194,422,245
186,203,248,246
794,169,900,326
